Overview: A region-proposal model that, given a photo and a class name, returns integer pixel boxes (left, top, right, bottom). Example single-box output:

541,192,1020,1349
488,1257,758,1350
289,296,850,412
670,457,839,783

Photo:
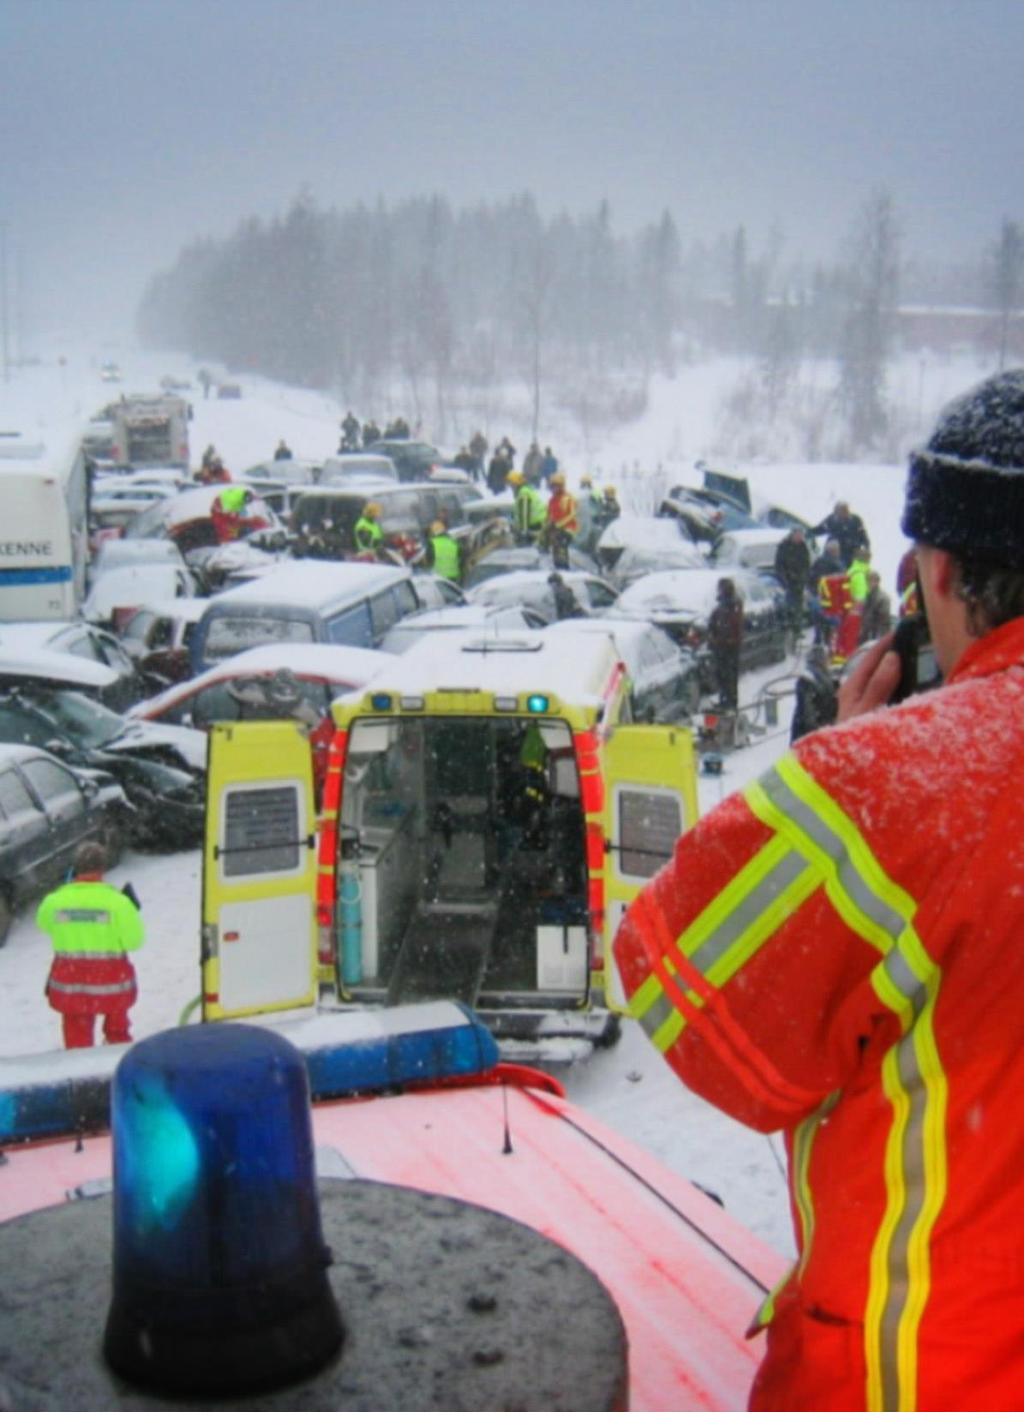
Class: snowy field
0,342,999,1257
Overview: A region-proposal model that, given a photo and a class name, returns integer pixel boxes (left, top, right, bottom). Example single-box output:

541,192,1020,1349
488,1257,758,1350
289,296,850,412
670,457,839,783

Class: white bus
0,435,90,621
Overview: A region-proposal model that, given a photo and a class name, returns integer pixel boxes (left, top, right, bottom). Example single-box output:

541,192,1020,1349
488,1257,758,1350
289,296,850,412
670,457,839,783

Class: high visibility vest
217,485,248,514
354,516,383,552
818,572,852,615
847,558,870,603
515,484,546,534
37,880,143,957
614,615,1024,1410
548,491,578,536
429,531,460,581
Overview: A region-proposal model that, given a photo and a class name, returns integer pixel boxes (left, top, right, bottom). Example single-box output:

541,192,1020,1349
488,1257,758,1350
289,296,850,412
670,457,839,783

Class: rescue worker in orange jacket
37,841,144,1049
614,368,1024,1411
545,471,578,569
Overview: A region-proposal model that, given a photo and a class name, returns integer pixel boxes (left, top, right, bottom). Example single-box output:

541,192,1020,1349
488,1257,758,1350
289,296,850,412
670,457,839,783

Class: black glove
122,882,142,910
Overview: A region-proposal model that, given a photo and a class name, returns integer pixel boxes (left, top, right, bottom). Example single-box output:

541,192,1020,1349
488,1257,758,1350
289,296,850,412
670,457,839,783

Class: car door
18,756,91,888
0,763,53,903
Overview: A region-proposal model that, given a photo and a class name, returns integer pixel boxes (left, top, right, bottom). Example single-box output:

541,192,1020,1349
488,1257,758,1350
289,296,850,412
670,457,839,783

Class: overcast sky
4,0,1023,340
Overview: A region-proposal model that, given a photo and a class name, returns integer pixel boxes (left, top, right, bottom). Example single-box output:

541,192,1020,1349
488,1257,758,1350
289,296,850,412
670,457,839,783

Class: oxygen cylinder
339,864,363,985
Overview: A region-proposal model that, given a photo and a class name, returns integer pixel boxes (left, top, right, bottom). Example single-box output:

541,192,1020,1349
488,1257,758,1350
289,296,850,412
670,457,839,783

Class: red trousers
60,1007,133,1048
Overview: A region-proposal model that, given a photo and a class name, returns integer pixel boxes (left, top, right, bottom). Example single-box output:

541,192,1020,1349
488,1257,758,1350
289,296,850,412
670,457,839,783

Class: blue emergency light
370,692,393,710
103,1024,343,1396
526,693,550,713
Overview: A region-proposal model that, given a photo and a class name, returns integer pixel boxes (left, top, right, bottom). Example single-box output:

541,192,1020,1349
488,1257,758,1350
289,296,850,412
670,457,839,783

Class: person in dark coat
468,431,488,481
487,448,511,496
811,501,870,568
708,577,743,710
340,411,361,451
273,439,293,461
361,419,382,447
548,573,583,621
539,446,559,486
773,528,811,636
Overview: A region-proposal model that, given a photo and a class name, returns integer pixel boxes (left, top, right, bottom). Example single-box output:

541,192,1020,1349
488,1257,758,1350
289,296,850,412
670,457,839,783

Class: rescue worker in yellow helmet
424,514,462,583
545,471,578,570
596,485,621,535
510,469,546,546
354,500,384,560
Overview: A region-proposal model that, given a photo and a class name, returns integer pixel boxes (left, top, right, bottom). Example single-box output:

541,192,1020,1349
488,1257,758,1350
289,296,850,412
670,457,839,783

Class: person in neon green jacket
37,841,144,1049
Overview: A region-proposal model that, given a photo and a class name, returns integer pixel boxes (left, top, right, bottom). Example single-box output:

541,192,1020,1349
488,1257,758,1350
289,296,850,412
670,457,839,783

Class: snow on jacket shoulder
614,615,1024,1411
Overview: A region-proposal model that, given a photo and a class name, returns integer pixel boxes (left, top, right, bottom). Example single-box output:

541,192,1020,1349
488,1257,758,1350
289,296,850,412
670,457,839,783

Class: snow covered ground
0,341,999,1258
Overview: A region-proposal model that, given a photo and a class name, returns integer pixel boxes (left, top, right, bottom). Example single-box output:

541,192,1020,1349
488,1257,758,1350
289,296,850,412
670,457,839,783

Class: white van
189,560,421,673
0,438,89,621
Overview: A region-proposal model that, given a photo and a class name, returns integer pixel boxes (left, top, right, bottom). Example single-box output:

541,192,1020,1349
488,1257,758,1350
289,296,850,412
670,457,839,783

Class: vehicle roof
133,642,384,716
616,567,762,613
83,565,193,617
343,627,620,707
0,644,117,690
0,740,52,766
387,604,521,631
121,596,208,624
596,515,706,556
296,480,443,501
206,559,410,609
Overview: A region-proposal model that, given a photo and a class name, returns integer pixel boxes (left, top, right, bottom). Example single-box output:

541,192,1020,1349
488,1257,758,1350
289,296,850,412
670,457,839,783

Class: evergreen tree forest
137,191,1018,456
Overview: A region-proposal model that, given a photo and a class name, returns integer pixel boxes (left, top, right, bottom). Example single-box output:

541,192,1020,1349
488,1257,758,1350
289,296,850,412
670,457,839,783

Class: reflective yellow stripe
629,833,820,1048
753,755,947,1412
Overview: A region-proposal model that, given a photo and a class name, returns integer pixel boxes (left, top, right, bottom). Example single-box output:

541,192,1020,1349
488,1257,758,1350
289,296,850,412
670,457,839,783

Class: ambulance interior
336,714,591,1009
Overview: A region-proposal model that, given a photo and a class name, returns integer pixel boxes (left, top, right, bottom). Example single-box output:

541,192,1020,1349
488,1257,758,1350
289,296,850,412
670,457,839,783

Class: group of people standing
338,410,410,452
773,500,892,662
507,467,619,565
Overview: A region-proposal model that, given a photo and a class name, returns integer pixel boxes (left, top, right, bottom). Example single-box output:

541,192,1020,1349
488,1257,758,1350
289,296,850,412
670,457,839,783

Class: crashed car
0,742,131,944
0,685,206,849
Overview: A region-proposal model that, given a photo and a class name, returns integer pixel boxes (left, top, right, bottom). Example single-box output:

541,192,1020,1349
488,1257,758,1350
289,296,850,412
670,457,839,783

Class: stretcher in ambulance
201,630,699,1058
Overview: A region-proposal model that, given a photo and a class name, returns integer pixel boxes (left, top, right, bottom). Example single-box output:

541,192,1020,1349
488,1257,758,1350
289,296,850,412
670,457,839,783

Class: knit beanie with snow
902,368,1024,567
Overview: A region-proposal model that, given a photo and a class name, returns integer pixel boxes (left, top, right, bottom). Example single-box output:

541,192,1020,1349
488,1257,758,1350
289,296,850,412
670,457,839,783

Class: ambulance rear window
618,789,682,879
222,785,301,876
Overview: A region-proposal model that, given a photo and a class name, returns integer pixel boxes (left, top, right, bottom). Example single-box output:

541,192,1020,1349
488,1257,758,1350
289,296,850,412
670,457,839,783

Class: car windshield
33,690,125,748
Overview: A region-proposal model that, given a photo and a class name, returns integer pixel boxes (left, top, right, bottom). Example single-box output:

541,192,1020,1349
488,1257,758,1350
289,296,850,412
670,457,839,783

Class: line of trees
137,191,1021,458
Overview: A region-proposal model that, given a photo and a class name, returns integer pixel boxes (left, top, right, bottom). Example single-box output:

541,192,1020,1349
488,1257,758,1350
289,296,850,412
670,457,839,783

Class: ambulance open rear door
202,721,319,1021
601,723,698,1008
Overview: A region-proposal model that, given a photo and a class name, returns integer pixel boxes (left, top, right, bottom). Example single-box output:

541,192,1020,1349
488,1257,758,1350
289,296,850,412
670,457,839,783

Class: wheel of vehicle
0,888,12,947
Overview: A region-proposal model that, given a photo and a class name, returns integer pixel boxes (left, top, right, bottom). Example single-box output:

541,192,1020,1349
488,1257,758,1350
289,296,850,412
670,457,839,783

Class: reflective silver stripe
687,847,811,975
48,979,135,996
635,986,676,1042
52,950,129,961
757,768,907,941
55,909,112,924
752,758,946,1412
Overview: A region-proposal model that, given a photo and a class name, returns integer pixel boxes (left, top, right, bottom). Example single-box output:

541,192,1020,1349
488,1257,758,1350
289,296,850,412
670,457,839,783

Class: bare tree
990,217,1023,371
515,231,556,442
838,191,900,453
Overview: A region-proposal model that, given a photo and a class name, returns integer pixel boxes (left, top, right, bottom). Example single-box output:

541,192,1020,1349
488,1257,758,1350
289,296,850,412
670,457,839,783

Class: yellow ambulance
202,628,698,1057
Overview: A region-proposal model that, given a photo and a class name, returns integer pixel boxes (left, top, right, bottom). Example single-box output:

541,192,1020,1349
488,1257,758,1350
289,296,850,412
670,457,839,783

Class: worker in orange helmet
614,369,1024,1411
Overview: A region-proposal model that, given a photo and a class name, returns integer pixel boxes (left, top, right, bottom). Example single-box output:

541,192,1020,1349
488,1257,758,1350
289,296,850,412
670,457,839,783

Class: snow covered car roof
82,564,198,622
379,602,545,652
0,628,127,696
595,514,704,555
209,558,412,607
130,642,385,721
614,566,767,620
713,526,788,570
